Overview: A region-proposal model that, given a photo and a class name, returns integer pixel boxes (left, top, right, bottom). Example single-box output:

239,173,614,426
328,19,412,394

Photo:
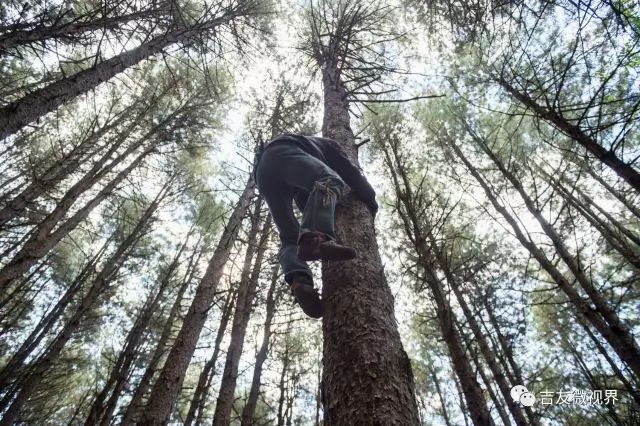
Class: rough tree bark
139,176,255,425
319,59,420,425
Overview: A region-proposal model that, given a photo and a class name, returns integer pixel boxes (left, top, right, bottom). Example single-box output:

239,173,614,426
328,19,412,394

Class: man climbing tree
255,133,378,318
298,0,422,423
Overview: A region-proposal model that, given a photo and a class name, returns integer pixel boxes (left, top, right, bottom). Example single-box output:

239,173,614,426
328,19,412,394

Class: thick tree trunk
495,76,640,192
240,264,280,426
319,60,420,426
0,4,251,140
0,184,165,425
184,288,236,426
212,207,270,426
139,176,255,425
449,140,640,380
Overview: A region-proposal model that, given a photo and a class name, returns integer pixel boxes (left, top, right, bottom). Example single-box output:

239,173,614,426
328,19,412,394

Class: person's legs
269,145,356,261
256,149,311,283
256,146,322,318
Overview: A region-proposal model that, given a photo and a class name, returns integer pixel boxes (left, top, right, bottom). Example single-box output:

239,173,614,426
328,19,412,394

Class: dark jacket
257,133,378,213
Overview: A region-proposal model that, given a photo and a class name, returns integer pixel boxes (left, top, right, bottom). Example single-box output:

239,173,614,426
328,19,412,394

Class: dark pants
256,143,345,283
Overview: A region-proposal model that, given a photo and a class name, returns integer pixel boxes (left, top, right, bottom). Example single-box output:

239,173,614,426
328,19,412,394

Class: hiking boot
318,240,357,261
291,274,323,318
298,231,357,262
297,231,327,261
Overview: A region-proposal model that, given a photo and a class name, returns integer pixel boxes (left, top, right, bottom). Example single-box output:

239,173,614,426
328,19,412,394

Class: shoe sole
294,287,323,318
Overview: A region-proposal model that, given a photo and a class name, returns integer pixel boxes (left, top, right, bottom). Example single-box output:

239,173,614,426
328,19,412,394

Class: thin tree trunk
470,133,640,378
120,240,203,426
0,237,110,391
564,337,624,425
451,279,530,425
240,264,280,426
428,363,453,426
0,182,167,425
457,322,512,426
453,373,472,426
0,143,155,287
314,348,322,426
586,167,640,220
575,310,640,404
0,6,166,52
449,139,640,380
495,75,640,192
0,3,255,140
382,139,492,426
276,331,290,426
84,230,189,426
541,167,640,268
184,288,236,426
212,206,271,426
479,294,522,388
319,58,420,426
0,102,142,227
540,162,640,249
139,176,255,425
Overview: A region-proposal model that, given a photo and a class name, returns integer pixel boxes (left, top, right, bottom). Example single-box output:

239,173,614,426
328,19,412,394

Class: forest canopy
0,0,639,425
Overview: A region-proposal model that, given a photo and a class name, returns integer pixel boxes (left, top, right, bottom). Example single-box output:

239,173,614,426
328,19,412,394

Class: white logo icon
510,385,536,407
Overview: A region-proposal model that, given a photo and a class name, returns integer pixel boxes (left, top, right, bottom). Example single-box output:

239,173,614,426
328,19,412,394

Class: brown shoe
298,232,357,261
291,275,323,318
318,240,357,261
297,232,327,261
